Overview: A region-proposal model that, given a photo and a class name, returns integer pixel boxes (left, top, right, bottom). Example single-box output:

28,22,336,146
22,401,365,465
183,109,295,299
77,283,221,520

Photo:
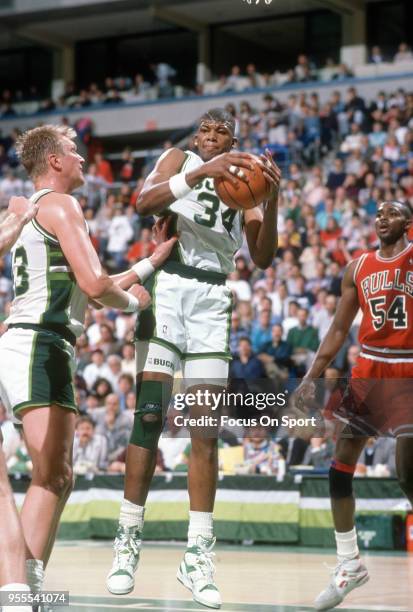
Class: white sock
187,511,214,547
25,558,44,593
0,582,32,612
119,498,145,531
335,527,360,563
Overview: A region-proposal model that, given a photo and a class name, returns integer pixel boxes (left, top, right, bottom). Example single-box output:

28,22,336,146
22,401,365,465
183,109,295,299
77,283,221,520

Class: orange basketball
214,154,271,210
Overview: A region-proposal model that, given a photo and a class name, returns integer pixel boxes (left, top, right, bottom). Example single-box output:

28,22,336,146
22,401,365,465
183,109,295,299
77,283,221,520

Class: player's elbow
253,254,274,270
79,274,112,299
136,190,152,216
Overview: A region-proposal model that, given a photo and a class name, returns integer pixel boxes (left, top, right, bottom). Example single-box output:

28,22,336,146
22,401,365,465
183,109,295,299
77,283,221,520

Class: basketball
214,154,271,210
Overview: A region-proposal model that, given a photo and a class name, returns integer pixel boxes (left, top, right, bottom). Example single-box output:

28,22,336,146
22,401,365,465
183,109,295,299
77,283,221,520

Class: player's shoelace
113,532,140,572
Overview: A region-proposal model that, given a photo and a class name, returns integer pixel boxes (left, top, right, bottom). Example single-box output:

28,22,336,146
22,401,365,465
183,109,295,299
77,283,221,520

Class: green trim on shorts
135,270,160,341
151,337,183,359
13,401,78,418
224,292,234,354
28,330,38,399
161,260,226,285
183,352,232,362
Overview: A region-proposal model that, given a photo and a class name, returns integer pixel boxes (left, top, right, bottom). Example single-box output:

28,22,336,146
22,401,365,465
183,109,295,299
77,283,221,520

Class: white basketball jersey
168,150,243,274
6,189,88,338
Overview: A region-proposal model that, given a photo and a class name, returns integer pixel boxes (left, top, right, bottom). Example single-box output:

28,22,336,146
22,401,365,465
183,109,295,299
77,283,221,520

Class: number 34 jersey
6,189,88,338
355,243,413,352
168,150,244,274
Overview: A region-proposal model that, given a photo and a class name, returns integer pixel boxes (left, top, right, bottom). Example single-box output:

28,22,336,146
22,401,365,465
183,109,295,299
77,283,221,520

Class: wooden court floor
44,541,413,612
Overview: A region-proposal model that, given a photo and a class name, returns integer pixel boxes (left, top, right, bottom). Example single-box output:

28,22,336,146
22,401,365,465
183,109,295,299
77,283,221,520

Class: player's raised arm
48,193,147,311
137,147,254,216
243,150,281,269
0,196,38,257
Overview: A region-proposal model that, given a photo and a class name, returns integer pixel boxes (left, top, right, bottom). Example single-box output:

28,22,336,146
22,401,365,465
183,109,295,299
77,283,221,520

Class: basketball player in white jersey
0,124,177,598
107,108,281,608
0,195,40,612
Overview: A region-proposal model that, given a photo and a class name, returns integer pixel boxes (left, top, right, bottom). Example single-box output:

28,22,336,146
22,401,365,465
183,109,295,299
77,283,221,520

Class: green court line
66,596,408,612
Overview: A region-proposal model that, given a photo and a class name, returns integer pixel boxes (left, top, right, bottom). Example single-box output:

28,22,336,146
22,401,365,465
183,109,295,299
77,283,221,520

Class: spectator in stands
106,203,134,271
369,46,385,64
356,437,396,477
344,344,361,376
393,42,413,63
94,152,114,183
94,393,132,463
117,373,135,411
126,227,155,263
121,342,135,376
82,348,112,390
287,307,319,374
229,311,248,358
158,408,189,471
312,293,337,341
230,337,266,380
303,428,335,469
258,323,293,379
242,424,285,478
251,308,274,353
73,415,108,474
152,62,176,97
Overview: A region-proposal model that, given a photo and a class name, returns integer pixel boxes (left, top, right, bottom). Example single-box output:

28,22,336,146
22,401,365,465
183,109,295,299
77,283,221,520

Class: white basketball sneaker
314,557,369,611
106,525,141,595
177,535,221,609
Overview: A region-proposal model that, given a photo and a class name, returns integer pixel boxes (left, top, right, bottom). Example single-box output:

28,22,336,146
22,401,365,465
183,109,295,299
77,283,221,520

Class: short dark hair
76,415,95,428
380,200,412,220
198,108,236,135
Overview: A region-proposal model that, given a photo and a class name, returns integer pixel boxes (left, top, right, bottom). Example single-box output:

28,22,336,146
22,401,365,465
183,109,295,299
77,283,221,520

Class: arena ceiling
0,0,386,50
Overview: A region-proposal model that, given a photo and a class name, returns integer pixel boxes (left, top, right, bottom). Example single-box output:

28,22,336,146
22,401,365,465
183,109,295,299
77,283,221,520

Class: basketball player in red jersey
296,200,413,610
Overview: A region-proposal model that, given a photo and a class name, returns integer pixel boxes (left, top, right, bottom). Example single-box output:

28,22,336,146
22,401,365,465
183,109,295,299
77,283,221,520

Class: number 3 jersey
167,150,244,274
355,243,413,356
6,188,88,339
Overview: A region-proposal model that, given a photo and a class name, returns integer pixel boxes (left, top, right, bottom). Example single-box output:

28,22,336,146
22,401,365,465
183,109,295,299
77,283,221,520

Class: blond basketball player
0,125,176,598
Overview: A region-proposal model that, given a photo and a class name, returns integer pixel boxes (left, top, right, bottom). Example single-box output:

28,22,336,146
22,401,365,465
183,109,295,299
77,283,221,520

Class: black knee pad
129,380,169,450
329,466,354,499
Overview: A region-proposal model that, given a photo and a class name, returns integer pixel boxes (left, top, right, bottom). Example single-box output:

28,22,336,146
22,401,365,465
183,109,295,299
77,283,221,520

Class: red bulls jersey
355,243,413,356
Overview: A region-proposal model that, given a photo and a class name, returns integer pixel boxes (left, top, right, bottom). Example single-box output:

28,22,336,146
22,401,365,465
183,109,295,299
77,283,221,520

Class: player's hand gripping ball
214,153,272,210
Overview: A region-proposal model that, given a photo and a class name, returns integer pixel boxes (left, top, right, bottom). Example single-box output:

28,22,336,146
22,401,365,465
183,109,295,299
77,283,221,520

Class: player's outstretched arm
0,196,38,256
296,260,360,403
110,217,178,290
137,148,254,216
243,151,281,269
47,194,148,312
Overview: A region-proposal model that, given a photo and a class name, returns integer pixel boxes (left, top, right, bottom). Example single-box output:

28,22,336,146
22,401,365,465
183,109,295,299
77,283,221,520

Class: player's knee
129,380,167,451
191,438,218,462
329,461,355,499
34,461,74,497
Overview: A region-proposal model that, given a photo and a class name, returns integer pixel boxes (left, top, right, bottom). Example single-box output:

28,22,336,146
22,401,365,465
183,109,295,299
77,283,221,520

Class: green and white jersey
168,150,243,274
6,189,88,338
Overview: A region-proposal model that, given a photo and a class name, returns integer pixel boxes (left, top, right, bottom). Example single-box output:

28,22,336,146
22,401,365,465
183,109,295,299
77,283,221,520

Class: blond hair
16,124,77,178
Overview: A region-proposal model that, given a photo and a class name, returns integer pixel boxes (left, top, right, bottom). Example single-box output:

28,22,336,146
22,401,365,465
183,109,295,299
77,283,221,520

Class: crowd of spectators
0,78,411,479
2,43,413,117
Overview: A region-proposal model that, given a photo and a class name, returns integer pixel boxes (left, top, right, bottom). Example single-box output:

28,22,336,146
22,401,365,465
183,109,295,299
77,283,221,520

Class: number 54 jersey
168,150,244,274
355,243,413,362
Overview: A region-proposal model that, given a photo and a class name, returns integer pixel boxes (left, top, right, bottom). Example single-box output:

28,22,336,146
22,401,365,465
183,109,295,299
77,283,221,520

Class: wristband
132,258,155,283
169,172,191,200
124,293,140,313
